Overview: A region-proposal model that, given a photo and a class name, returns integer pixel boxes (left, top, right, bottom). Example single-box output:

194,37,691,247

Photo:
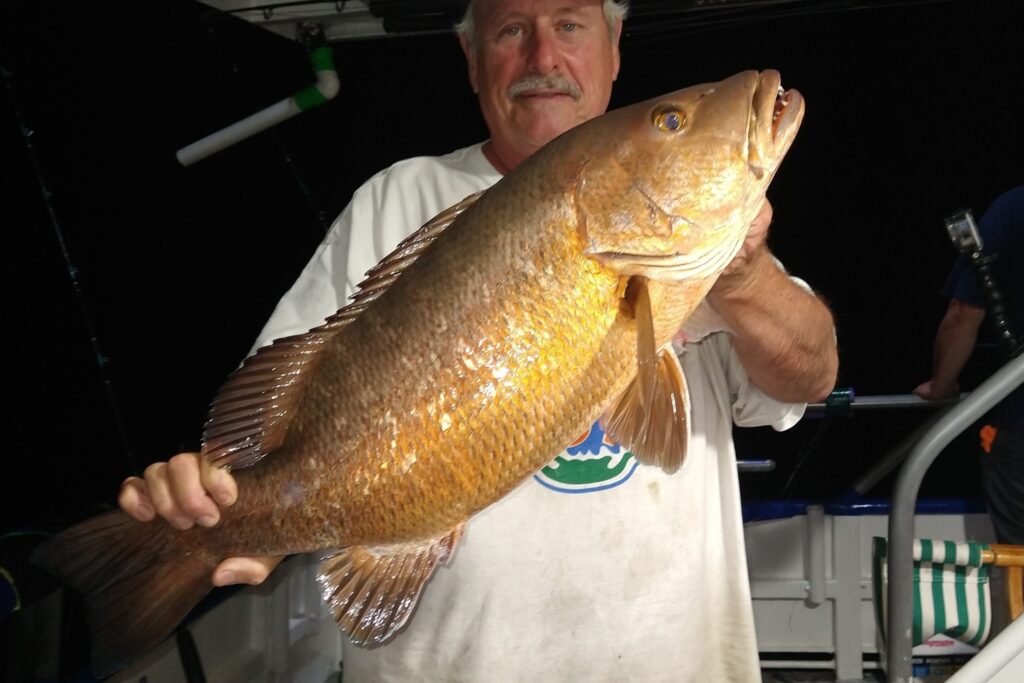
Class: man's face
461,0,622,171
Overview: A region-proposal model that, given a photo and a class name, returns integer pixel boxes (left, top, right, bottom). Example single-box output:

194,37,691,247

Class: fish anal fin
202,191,487,471
318,526,465,647
603,347,690,474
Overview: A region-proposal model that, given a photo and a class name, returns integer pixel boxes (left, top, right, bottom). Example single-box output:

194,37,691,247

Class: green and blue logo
533,420,637,494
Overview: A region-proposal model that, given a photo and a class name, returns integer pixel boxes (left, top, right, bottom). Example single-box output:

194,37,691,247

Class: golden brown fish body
34,69,804,674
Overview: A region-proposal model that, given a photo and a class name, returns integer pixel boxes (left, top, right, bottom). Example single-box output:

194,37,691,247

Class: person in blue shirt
916,185,1024,544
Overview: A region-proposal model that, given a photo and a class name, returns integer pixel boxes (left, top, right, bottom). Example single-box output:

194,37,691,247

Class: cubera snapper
34,69,804,675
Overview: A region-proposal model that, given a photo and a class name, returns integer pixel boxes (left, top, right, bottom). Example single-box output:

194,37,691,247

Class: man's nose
525,26,561,73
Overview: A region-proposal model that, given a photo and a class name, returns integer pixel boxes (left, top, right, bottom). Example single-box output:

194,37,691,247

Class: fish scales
33,69,806,675
209,154,640,553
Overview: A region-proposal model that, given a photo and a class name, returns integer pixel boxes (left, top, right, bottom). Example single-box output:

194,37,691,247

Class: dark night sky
1,0,1022,533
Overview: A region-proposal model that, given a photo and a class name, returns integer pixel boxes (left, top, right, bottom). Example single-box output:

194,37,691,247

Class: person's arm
706,202,838,403
913,298,986,400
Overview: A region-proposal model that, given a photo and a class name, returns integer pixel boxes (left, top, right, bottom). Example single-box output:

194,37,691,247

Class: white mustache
507,74,582,100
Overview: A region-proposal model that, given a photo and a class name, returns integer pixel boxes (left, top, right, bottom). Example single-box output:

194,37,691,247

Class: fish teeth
773,91,790,122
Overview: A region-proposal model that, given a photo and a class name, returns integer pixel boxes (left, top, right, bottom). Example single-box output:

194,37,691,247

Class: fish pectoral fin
603,347,690,474
318,526,465,646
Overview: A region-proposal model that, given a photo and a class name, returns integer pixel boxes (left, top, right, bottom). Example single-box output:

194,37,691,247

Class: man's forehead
475,0,604,23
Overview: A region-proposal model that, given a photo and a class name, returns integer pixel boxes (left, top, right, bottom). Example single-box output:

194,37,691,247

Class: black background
2,0,1022,535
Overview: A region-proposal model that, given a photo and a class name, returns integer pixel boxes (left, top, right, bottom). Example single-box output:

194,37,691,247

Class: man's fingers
199,459,238,509
118,477,155,521
142,461,193,529
157,453,218,528
744,199,772,250
213,556,286,587
121,453,236,530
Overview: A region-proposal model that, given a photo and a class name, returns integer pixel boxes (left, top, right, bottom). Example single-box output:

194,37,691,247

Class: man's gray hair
455,0,629,51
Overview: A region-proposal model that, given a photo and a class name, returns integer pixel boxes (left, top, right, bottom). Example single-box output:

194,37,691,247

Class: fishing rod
2,65,139,477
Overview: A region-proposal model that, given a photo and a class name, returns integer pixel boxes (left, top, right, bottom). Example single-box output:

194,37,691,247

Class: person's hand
913,379,958,401
718,198,773,280
119,453,284,586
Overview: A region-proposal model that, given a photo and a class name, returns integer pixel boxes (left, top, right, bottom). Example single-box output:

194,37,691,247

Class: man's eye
560,22,578,31
499,25,522,37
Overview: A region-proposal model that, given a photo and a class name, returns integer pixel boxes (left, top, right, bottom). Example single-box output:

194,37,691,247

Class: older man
120,1,837,680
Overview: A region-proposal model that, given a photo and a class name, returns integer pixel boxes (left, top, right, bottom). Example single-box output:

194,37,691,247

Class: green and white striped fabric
873,537,992,648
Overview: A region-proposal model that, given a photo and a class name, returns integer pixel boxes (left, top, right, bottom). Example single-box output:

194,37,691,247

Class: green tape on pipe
294,85,328,111
294,47,336,111
825,387,854,417
309,46,335,72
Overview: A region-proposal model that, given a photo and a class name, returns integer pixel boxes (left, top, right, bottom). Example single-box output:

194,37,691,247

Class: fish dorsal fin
318,526,465,646
201,191,485,470
603,278,690,474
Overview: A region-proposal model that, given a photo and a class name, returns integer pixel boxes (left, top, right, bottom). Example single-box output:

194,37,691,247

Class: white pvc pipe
177,98,298,166
948,615,1024,682
176,48,339,166
806,504,826,605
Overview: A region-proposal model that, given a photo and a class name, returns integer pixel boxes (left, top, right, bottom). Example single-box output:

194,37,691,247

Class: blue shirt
943,186,1024,427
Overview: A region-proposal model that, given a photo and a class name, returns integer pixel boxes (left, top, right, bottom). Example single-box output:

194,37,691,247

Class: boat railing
886,353,1024,681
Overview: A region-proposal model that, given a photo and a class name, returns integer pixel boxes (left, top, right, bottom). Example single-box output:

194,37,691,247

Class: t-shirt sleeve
715,333,807,431
941,254,984,307
941,189,1024,308
248,180,384,354
692,265,816,432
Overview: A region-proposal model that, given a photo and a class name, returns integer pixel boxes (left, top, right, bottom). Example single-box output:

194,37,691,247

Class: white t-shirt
253,142,805,683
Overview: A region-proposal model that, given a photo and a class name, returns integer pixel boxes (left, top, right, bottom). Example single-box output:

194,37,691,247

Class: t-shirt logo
533,420,638,493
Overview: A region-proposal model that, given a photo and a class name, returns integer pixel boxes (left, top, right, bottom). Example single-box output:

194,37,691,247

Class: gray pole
886,353,1024,681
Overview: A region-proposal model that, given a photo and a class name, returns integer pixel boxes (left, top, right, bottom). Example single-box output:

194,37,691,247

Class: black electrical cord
781,414,832,500
176,626,209,683
964,248,1023,359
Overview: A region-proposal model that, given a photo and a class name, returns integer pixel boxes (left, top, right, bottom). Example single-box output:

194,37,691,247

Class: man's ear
458,34,479,94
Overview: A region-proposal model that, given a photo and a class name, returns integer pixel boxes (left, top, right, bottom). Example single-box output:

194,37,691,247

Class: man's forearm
929,300,985,396
708,247,838,402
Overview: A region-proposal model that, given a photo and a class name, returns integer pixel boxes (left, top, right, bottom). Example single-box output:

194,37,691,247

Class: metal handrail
809,390,965,495
886,353,1024,681
947,609,1024,681
808,392,962,413
851,408,954,496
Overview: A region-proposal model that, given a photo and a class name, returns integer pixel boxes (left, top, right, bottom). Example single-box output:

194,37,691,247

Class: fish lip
759,69,803,146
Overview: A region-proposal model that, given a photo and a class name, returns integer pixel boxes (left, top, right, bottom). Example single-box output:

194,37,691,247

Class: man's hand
914,298,985,404
913,379,959,401
119,453,284,586
717,198,773,281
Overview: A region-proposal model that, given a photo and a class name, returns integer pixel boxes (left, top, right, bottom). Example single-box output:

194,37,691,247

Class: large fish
34,69,804,675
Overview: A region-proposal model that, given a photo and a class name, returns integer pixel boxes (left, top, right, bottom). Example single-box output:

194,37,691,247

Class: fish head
576,69,804,279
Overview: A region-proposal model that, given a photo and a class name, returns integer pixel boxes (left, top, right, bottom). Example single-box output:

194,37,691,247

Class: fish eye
652,107,687,133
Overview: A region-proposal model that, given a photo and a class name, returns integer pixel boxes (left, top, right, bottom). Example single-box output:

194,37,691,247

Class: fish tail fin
32,510,216,676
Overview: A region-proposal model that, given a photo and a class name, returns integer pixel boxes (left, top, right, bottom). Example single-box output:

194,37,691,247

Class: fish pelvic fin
603,344,691,475
202,191,485,471
318,526,465,647
31,511,216,676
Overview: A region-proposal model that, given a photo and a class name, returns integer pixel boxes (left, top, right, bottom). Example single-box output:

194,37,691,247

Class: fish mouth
750,70,804,177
